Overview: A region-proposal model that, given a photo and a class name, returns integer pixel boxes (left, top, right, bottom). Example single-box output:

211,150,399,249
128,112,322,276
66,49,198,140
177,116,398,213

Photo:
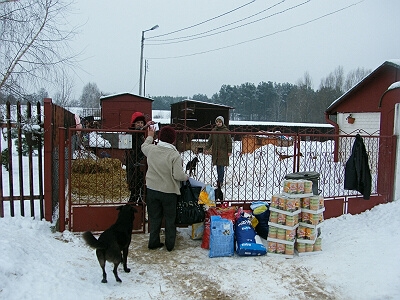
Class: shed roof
171,99,234,109
326,60,400,114
100,92,153,102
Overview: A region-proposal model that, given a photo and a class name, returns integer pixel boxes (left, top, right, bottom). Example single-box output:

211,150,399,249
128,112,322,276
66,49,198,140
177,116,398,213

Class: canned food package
285,244,294,255
285,215,295,227
297,226,306,239
314,238,322,251
305,228,316,240
296,242,305,253
268,226,277,238
268,242,277,253
277,213,286,225
309,196,320,210
297,180,304,194
303,180,313,194
271,195,280,208
319,196,324,209
301,197,310,209
286,229,296,241
301,212,311,224
286,198,297,212
305,243,314,252
276,243,285,254
277,228,286,240
269,211,278,223
278,197,286,210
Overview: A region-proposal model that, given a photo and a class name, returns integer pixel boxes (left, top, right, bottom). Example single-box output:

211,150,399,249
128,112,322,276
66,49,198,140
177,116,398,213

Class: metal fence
0,101,44,219
0,100,395,232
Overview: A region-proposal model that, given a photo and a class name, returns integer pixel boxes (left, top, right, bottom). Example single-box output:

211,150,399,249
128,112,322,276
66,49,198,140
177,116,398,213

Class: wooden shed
170,99,233,152
170,99,233,129
100,93,153,129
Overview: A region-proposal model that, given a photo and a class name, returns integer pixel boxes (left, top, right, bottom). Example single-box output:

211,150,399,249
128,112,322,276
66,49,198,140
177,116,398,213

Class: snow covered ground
1,200,399,300
1,107,399,299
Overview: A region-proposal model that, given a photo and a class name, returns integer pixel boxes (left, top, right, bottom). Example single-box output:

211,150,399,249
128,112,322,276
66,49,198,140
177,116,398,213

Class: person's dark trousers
146,188,178,251
217,165,225,185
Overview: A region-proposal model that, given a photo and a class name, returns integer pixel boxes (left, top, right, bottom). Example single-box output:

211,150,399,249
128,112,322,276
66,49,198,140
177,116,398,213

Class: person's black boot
128,191,136,202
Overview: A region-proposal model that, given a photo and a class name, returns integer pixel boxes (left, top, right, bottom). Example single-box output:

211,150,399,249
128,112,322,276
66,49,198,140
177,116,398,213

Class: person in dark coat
126,111,153,202
344,134,372,200
205,116,232,187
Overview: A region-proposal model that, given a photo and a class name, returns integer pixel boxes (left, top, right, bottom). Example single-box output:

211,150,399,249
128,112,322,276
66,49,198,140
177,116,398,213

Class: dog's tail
82,231,105,250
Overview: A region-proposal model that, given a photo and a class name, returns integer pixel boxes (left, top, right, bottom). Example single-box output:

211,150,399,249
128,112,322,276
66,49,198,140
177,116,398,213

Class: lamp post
139,24,159,96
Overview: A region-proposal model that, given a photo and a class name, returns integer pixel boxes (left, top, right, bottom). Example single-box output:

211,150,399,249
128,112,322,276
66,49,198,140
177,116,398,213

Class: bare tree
294,72,315,122
53,70,75,107
79,82,101,108
319,66,345,92
344,67,371,91
0,0,79,98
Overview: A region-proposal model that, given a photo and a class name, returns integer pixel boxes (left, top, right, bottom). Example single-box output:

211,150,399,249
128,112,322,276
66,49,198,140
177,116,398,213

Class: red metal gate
58,127,396,232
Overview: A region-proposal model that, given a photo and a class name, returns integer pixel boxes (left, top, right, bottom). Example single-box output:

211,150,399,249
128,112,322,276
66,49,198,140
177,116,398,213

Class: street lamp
139,24,159,96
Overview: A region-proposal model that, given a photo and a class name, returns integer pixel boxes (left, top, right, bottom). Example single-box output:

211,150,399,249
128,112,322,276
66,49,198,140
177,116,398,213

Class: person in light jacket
205,116,232,187
141,126,189,251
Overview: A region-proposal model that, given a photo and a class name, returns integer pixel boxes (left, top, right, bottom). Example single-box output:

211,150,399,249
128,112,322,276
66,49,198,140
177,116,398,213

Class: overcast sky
67,0,400,99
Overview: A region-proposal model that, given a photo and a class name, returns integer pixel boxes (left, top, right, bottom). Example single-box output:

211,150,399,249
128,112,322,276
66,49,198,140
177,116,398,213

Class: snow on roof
173,99,233,109
388,81,400,91
326,60,400,112
99,92,153,101
230,120,333,128
386,59,400,67
152,110,332,127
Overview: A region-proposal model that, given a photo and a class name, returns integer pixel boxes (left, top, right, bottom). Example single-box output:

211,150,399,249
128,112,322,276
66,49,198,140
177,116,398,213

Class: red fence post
58,127,66,232
43,98,53,222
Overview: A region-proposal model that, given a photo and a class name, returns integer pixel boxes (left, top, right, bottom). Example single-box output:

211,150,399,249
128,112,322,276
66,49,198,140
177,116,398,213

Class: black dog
215,185,224,202
82,204,137,283
186,157,199,177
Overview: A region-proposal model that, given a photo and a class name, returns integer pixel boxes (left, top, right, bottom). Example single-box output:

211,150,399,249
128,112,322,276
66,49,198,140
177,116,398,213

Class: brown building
170,99,233,130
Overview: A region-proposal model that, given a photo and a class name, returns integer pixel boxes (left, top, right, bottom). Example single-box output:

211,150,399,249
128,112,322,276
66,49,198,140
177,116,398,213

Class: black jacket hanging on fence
344,134,372,200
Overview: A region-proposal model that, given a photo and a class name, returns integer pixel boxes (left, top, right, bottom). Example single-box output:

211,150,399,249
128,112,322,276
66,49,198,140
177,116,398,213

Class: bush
1,148,9,171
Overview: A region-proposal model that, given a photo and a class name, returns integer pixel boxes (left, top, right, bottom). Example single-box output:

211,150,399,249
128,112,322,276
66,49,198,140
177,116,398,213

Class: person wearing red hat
126,111,154,202
141,125,189,251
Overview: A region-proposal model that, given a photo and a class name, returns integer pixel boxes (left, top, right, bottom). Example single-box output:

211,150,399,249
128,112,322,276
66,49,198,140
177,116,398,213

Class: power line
147,0,256,40
147,0,287,44
147,1,364,60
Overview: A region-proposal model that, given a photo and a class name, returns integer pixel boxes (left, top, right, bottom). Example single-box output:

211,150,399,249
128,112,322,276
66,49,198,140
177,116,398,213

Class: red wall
380,88,400,136
101,94,153,129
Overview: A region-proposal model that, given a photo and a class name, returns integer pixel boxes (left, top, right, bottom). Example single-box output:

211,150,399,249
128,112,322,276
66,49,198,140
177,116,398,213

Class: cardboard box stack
267,178,324,258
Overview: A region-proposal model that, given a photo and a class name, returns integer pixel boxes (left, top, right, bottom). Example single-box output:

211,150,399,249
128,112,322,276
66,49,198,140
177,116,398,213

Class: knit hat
159,126,176,144
130,111,145,126
216,116,224,124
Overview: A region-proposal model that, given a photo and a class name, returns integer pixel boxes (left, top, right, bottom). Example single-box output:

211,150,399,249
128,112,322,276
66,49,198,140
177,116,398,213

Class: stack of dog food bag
267,178,324,257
